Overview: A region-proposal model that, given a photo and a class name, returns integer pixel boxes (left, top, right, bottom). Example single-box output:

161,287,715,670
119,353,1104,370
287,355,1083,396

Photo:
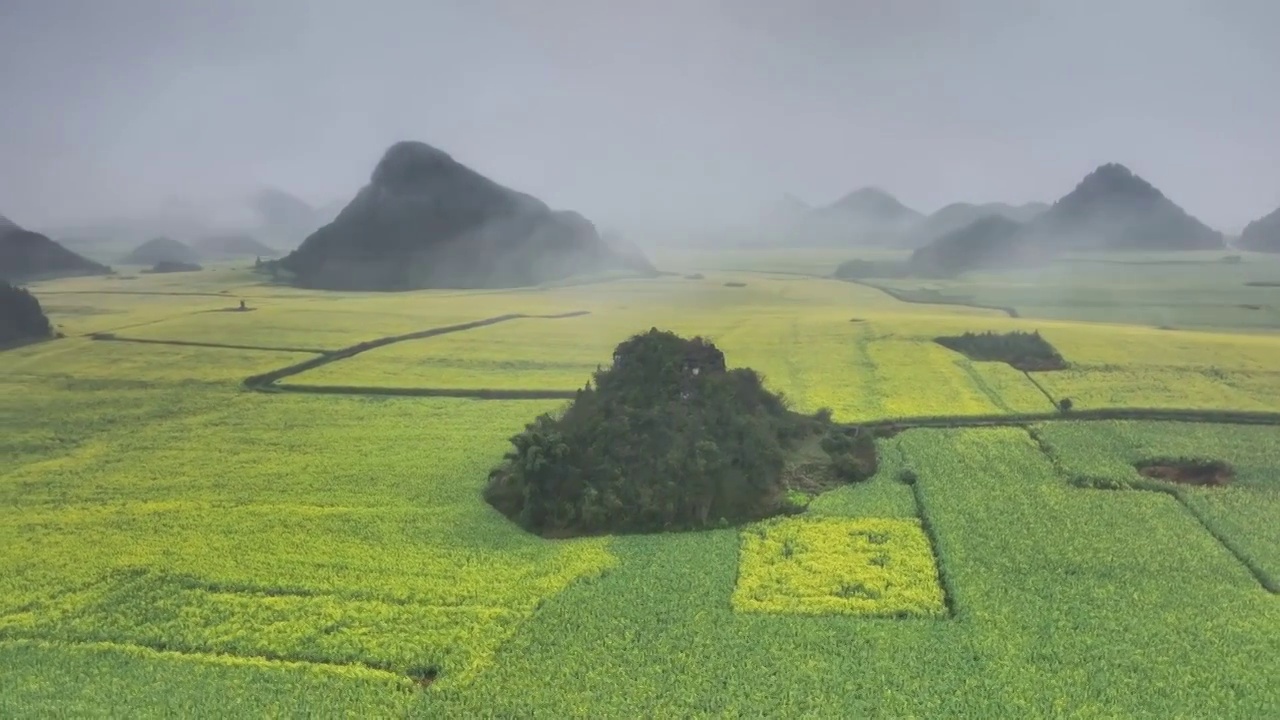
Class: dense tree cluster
934,330,1067,371
1,282,52,345
485,329,870,537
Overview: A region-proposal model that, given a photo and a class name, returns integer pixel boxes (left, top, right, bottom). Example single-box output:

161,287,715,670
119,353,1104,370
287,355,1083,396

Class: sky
1,0,1277,236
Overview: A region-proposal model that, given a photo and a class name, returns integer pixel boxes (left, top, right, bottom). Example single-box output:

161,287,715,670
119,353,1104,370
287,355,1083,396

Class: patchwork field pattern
733,516,946,618
4,257,1280,716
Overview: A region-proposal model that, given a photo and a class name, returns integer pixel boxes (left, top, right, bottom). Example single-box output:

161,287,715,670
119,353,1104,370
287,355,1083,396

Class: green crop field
3,254,1280,717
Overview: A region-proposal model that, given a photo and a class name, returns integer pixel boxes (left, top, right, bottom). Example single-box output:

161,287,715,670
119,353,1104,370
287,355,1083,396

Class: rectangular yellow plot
733,516,946,618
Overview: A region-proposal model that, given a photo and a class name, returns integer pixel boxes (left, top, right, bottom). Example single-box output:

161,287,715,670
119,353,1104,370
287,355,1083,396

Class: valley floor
2,253,1279,717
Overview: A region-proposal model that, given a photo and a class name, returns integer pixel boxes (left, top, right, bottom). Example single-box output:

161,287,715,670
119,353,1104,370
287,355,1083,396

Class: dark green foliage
278,141,652,290
484,329,861,537
1,281,53,345
723,281,747,287
142,261,202,274
934,330,1067,371
1058,397,1074,412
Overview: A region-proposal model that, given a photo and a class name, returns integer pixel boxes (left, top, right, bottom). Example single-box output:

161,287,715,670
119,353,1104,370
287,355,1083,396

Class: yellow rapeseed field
733,516,946,618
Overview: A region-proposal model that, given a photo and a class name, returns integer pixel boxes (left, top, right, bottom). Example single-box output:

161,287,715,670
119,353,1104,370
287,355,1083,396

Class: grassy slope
3,260,1280,716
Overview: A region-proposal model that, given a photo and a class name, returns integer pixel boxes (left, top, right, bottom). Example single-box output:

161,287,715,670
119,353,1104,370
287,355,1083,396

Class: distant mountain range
909,163,1225,276
911,202,1049,245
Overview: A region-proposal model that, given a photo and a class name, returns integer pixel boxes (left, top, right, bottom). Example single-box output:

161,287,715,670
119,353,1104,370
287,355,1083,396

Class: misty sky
1,0,1278,235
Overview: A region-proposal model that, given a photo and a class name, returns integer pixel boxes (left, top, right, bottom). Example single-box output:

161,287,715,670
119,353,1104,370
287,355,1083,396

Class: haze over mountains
277,141,654,290
906,163,1226,275
0,215,110,281
1239,206,1280,253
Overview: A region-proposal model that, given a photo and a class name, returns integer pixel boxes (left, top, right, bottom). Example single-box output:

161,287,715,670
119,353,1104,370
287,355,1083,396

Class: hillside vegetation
122,237,200,266
1239,206,1280,253
485,329,872,536
0,281,53,345
1,217,110,281
278,141,653,290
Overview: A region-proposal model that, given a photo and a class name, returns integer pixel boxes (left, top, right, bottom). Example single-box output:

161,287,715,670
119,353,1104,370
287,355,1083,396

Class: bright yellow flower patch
732,516,946,618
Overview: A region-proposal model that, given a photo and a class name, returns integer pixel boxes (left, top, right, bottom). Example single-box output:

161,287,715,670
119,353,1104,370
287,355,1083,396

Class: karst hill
907,163,1224,276
1,215,111,281
122,237,200,266
1031,163,1222,251
276,141,654,290
1239,206,1280,253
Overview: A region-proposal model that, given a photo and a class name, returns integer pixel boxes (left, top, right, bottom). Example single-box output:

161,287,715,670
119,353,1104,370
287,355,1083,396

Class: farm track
37,290,246,298
0,637,416,686
242,311,592,396
860,408,1280,432
702,268,1023,317
89,333,331,355
1025,427,1279,594
837,278,1021,318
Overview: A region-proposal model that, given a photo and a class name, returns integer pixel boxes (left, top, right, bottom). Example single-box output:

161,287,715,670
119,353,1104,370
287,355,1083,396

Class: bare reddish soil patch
1135,459,1234,487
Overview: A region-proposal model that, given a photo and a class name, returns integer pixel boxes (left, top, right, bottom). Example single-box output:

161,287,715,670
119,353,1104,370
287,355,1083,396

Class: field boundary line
1021,370,1059,407
272,384,578,399
89,333,332,355
860,408,1280,431
834,277,1021,317
1024,427,1278,595
1164,490,1280,594
0,637,418,687
243,311,591,392
905,480,962,619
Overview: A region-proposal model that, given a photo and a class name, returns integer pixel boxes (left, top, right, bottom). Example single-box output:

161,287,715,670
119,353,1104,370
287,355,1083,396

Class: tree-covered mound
1,217,110,282
485,329,873,537
277,141,654,290
935,330,1067,371
122,237,200,265
1238,206,1280,253
1,281,53,346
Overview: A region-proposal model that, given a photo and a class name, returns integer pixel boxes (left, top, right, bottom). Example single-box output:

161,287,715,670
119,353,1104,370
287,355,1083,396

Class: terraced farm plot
733,516,946,618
